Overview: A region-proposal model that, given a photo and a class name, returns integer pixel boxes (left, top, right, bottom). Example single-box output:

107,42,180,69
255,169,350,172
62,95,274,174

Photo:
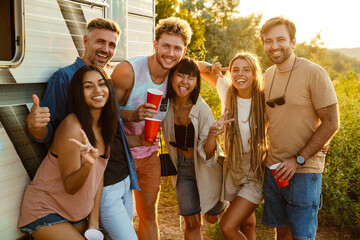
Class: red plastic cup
147,88,163,110
84,229,104,240
269,163,289,188
145,118,161,142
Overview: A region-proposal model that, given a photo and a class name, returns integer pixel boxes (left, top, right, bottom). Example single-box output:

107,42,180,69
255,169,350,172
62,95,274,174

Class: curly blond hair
155,17,192,46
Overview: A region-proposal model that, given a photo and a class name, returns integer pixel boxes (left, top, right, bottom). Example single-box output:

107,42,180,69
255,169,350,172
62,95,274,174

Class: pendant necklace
170,100,190,152
174,99,191,121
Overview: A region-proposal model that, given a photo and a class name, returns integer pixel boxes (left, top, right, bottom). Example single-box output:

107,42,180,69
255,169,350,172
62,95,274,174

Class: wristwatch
294,153,305,166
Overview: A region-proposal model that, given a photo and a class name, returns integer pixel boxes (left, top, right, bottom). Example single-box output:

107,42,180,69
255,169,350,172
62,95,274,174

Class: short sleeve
309,67,338,110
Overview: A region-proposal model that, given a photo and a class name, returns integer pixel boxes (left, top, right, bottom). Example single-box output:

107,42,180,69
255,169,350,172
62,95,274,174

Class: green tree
155,0,178,24
198,0,240,26
209,15,263,66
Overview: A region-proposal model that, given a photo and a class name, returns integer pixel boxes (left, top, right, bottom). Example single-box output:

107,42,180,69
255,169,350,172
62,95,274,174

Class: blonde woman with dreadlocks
199,52,266,240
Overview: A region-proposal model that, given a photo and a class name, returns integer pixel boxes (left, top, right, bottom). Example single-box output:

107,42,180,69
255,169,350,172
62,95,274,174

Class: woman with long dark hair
18,65,118,239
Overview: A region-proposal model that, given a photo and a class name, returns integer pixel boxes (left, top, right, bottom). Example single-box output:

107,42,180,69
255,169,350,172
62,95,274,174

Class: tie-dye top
123,56,169,159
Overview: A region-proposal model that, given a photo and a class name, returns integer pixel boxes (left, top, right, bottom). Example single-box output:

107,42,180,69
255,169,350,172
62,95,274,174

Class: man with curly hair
111,17,193,240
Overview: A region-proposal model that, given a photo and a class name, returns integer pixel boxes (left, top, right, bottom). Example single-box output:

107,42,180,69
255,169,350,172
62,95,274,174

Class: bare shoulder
111,60,134,90
54,114,82,141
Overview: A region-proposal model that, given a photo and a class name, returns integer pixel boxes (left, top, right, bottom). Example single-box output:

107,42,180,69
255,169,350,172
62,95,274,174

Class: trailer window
107,0,127,61
0,0,23,65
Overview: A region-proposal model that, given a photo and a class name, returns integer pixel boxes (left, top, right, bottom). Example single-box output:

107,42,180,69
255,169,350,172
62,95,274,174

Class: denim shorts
20,213,86,234
261,167,322,240
176,153,225,216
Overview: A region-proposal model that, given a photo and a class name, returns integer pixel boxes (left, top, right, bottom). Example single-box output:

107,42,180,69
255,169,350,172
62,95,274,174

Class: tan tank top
18,151,108,227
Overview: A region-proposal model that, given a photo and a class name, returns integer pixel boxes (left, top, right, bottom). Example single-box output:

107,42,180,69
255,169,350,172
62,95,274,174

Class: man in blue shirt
26,18,144,239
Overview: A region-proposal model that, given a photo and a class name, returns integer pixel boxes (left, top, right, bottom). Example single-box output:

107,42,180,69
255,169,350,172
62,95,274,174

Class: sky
238,0,360,49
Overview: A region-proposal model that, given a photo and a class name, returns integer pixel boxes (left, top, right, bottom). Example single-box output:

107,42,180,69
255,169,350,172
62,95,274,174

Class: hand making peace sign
209,111,235,137
69,129,99,166
210,62,230,77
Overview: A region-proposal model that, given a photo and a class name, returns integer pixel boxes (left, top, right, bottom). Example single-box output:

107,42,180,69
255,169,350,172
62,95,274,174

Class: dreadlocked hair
223,52,266,183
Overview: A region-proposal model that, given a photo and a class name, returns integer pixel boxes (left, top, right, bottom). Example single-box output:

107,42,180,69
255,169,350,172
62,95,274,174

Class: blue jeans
20,213,86,234
100,176,137,240
261,168,322,240
176,153,225,216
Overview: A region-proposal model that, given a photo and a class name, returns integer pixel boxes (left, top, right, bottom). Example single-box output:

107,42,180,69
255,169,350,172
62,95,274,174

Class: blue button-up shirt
31,57,139,190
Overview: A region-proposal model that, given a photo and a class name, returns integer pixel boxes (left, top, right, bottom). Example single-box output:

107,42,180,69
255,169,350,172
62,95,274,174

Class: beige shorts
224,168,263,205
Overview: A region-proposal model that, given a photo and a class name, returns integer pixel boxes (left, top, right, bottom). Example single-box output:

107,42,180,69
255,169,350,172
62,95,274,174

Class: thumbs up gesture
26,94,51,139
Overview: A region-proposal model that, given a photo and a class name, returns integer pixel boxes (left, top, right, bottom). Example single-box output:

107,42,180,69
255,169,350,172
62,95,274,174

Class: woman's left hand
69,129,99,167
209,111,235,137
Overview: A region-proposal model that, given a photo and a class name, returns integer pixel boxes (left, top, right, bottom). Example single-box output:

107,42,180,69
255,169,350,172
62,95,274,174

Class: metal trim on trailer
128,12,155,20
62,0,109,7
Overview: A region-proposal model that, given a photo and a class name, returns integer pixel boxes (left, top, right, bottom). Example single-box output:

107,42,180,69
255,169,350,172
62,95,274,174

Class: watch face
297,156,305,164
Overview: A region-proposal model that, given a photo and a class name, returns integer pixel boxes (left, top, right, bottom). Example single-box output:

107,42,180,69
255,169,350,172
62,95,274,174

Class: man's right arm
111,61,157,122
26,94,50,141
27,72,68,143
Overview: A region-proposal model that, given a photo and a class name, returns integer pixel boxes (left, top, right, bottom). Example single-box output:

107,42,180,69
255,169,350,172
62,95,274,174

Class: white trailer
0,0,155,239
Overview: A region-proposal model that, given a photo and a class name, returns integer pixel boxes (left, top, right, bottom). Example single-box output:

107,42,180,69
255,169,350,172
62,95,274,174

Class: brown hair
155,17,192,46
260,16,296,43
224,52,266,182
86,17,121,37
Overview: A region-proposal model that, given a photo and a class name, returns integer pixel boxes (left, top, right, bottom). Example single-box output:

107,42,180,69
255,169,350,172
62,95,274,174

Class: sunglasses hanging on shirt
266,57,297,108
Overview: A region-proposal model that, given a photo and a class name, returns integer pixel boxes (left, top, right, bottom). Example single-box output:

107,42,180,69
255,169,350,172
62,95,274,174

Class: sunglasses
266,95,285,108
267,57,297,108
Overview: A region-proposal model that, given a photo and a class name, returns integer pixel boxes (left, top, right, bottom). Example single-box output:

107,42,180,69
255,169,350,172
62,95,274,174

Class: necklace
170,101,191,152
174,99,192,121
277,58,302,72
267,57,297,101
241,117,249,124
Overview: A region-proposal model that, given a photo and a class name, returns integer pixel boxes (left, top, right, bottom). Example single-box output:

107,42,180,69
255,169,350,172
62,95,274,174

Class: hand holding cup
270,163,289,188
147,88,163,110
144,118,161,142
141,125,161,146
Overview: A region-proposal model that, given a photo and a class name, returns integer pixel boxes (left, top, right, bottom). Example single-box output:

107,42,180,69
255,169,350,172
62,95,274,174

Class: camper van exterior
0,0,155,239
